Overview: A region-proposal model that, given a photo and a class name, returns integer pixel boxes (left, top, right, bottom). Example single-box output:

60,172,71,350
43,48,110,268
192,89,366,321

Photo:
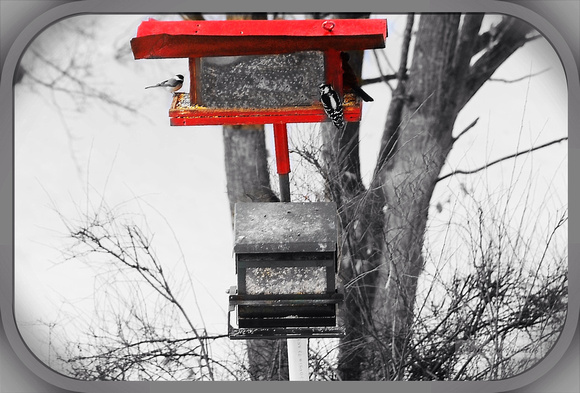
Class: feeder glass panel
246,266,326,295
198,51,325,108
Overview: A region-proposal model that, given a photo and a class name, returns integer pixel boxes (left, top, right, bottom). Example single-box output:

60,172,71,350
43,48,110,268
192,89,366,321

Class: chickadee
145,74,184,92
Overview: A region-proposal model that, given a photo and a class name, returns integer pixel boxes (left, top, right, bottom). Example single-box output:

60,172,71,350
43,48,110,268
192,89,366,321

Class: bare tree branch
25,49,138,114
373,13,415,177
437,137,568,182
489,67,550,83
453,117,479,141
453,14,484,72
180,13,206,21
460,17,535,109
361,73,404,86
61,204,221,380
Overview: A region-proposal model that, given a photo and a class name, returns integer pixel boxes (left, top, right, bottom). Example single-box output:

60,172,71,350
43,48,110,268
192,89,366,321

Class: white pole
287,338,309,380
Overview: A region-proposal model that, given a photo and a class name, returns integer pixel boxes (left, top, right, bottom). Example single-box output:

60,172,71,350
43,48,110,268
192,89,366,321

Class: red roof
131,18,387,59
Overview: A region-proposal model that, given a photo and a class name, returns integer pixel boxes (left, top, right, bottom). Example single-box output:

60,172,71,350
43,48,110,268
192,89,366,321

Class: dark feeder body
196,51,325,109
228,202,344,339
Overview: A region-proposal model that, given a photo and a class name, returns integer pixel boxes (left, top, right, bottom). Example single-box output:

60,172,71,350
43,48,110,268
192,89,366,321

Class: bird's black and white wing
318,83,346,131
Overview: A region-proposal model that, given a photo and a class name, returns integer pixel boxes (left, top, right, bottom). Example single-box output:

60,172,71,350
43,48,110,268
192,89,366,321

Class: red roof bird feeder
130,18,387,127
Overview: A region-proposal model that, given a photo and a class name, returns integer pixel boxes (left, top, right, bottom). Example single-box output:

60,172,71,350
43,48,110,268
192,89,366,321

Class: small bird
145,74,184,92
341,52,374,102
318,83,346,131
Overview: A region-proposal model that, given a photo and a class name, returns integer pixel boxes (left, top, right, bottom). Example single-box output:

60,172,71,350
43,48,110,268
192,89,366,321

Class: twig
453,118,479,141
490,68,550,83
361,74,401,86
437,137,568,182
398,14,415,79
27,48,138,114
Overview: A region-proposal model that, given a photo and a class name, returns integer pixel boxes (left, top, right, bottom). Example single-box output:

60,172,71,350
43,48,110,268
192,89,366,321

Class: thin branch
437,137,568,182
453,118,479,142
371,50,396,93
373,13,415,176
180,13,206,21
361,73,402,86
461,17,534,109
398,14,415,79
525,34,543,44
26,48,138,114
489,67,550,83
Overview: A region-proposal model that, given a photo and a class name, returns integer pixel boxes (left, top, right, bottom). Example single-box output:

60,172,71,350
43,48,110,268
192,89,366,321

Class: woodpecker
341,52,374,102
318,83,346,131
145,74,184,92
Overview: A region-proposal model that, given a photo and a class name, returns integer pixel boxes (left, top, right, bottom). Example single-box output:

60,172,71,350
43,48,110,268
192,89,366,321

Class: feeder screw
322,20,335,31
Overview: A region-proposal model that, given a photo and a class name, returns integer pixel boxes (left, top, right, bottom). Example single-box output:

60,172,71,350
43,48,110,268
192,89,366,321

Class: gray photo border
1,0,578,392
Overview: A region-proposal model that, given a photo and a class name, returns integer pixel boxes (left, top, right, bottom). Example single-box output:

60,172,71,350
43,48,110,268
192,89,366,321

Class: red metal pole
273,123,291,202
273,123,290,175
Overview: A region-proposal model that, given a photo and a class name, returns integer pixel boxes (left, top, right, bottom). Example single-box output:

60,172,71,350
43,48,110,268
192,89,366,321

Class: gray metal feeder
228,202,344,339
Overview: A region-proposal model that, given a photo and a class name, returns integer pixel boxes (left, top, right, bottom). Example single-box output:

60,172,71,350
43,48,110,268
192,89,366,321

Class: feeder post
288,338,309,380
273,123,291,202
273,123,309,380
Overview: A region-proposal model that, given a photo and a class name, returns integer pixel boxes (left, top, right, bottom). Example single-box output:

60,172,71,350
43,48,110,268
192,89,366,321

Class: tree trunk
330,14,533,380
222,125,278,213
368,15,462,379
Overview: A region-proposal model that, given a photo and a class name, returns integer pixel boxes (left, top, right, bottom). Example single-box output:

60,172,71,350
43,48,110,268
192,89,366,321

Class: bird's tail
353,86,374,102
144,85,160,89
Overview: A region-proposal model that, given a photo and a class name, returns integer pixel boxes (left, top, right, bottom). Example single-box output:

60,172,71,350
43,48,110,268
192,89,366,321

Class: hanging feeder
228,202,343,339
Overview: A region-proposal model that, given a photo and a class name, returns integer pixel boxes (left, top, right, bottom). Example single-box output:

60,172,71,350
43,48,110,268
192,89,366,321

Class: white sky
13,14,567,373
